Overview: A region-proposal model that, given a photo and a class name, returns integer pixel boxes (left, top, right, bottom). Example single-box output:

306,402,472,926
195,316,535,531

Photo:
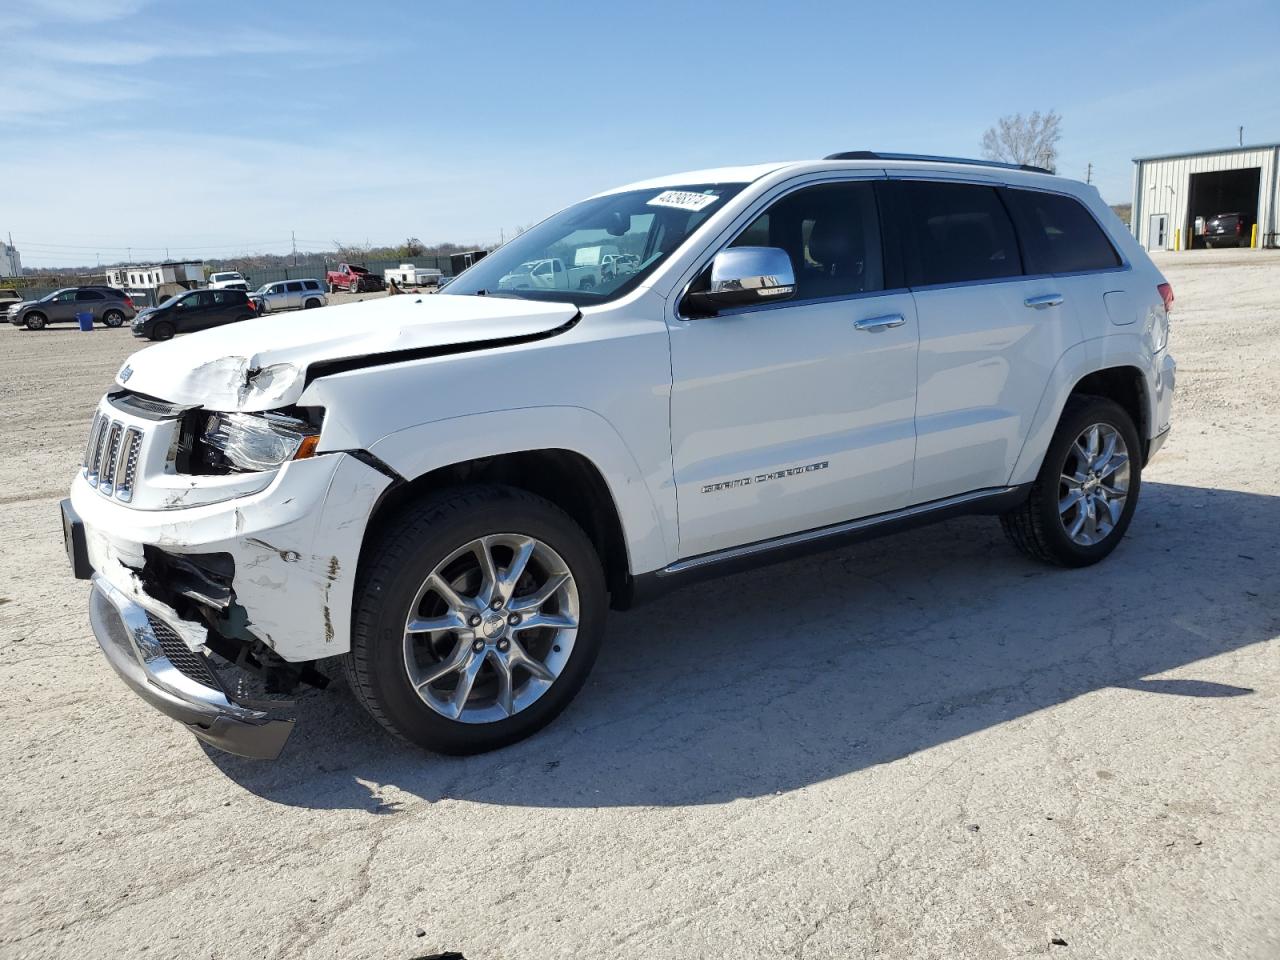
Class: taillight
1236,220,1243,236
1157,282,1174,313
125,296,135,309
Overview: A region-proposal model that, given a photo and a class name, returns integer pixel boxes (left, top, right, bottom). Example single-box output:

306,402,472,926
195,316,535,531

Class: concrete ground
1,251,1278,959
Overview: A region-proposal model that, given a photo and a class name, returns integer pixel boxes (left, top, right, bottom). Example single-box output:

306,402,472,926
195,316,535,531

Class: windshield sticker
647,190,721,212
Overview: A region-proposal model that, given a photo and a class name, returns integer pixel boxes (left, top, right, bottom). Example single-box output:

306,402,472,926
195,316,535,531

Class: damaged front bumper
89,574,294,759
68,433,393,756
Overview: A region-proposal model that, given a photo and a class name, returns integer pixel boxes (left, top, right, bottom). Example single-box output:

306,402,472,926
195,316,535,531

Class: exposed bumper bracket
88,574,295,759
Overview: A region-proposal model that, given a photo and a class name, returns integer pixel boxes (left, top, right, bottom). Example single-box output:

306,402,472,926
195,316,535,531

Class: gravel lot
2,252,1278,960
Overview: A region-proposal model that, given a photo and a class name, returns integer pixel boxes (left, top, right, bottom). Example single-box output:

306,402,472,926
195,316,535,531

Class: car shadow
206,481,1278,810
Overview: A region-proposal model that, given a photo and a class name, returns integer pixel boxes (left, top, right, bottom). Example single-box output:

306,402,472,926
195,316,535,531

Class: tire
102,309,124,328
1000,396,1142,567
304,298,321,309
151,321,175,341
578,277,595,290
24,312,46,330
344,485,607,755
328,282,337,294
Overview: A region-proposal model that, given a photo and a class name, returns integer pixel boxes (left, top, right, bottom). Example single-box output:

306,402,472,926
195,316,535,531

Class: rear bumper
89,574,294,759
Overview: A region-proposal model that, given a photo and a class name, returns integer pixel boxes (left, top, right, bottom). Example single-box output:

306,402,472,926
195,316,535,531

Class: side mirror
685,247,795,315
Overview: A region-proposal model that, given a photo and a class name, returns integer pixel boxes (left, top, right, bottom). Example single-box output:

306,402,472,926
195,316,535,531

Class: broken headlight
200,411,320,472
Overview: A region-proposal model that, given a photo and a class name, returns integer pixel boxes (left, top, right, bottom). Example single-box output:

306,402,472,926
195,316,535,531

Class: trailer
384,264,443,288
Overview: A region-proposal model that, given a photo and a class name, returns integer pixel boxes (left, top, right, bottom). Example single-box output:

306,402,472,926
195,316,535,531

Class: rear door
285,280,305,309
885,178,1077,504
75,288,106,319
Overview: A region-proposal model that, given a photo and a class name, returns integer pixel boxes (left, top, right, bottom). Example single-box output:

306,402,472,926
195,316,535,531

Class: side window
76,290,105,301
896,181,1022,286
286,281,304,292
53,290,77,302
728,181,883,301
303,280,319,291
1006,189,1121,274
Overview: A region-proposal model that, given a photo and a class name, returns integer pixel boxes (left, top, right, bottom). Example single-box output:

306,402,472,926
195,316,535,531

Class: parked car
208,271,249,290
64,151,1176,760
1204,212,1253,249
130,288,258,340
326,262,385,293
9,286,136,330
252,279,328,313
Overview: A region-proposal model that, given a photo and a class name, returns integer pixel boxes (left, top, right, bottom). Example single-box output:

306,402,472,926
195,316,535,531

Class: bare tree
981,110,1062,172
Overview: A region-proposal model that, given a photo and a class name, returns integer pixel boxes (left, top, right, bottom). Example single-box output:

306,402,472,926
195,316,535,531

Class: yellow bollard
1175,227,1181,251
1251,223,1259,249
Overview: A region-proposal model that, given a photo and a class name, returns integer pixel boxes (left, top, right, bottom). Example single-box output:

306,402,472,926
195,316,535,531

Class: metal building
1131,142,1279,251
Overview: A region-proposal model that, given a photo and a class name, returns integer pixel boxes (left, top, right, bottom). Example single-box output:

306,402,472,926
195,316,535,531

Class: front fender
368,405,671,575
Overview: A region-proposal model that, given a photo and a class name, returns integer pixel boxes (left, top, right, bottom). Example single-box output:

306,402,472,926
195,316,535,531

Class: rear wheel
102,309,124,328
344,485,606,755
304,298,321,309
1001,397,1142,567
24,312,46,330
151,320,175,341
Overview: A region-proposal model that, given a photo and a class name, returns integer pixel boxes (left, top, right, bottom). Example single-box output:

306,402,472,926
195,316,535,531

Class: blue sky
7,0,1279,267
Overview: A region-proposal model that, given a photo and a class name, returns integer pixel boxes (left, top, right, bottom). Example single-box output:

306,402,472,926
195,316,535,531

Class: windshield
443,183,745,305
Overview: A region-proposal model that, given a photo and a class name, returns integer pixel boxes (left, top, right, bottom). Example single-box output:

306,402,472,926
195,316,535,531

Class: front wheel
1001,397,1142,567
344,485,607,755
24,313,46,330
151,320,175,341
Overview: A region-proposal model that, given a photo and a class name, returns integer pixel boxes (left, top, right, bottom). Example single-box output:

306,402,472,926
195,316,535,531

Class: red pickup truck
326,262,386,294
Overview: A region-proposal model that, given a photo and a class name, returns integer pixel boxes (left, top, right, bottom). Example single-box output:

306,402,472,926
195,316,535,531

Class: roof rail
824,151,1052,175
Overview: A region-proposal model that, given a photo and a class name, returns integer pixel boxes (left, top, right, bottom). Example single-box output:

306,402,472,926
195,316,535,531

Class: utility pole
291,230,297,266
1086,162,1093,185
1239,125,1244,146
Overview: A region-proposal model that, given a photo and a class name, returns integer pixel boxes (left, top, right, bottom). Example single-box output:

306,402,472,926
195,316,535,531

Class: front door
1147,214,1168,251
668,178,919,558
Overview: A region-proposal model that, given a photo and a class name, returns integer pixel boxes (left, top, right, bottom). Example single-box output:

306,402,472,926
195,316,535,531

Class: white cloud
14,0,150,23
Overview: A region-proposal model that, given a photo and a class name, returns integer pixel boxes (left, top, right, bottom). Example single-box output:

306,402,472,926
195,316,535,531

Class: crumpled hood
115,294,578,412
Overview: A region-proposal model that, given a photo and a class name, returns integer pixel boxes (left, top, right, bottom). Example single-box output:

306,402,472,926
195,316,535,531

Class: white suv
63,152,1176,759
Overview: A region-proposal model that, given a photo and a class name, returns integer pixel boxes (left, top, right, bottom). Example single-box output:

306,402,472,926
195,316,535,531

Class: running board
619,485,1029,608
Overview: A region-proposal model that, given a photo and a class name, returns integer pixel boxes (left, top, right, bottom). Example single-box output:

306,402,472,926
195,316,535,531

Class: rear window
1006,189,1121,274
286,281,304,292
895,181,1021,286
303,280,320,290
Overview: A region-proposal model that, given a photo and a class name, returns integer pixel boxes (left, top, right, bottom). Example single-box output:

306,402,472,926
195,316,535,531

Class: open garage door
1187,168,1260,248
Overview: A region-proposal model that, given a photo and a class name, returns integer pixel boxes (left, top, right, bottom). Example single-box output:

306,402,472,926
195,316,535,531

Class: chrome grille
145,613,220,689
98,422,123,496
82,413,104,475
115,429,143,502
84,414,147,502
85,415,109,485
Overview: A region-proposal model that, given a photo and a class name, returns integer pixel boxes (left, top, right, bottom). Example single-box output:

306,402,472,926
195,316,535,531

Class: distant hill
1110,203,1132,227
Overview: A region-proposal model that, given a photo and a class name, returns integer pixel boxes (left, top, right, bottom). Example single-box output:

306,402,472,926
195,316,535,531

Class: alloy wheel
1059,423,1130,546
403,534,579,724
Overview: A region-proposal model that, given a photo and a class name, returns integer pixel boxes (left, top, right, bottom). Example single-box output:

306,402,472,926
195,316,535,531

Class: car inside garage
1188,168,1261,248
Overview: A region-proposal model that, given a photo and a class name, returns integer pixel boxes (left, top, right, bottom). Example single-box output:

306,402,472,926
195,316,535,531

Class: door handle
1024,293,1064,309
854,313,906,331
